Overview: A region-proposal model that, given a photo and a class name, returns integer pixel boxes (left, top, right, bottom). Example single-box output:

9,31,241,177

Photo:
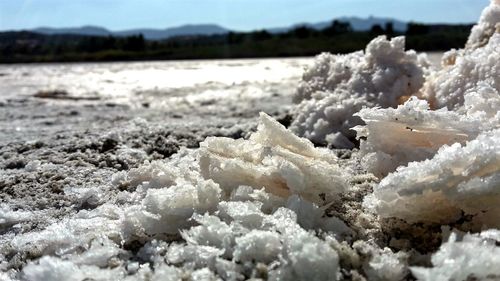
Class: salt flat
6,46,489,280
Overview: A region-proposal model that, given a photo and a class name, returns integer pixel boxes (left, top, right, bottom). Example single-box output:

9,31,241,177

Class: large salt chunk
355,92,499,177
290,36,429,148
181,214,236,257
421,0,499,111
272,230,340,281
411,230,500,280
233,230,282,264
123,179,221,236
364,129,500,226
199,112,348,204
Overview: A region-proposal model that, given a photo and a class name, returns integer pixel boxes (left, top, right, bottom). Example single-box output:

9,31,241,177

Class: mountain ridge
18,17,409,40
31,24,229,40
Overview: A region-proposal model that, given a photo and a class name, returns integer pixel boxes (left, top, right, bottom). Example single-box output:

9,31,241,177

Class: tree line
0,21,473,63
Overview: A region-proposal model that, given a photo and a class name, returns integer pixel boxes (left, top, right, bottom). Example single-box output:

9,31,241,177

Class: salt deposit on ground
0,0,499,280
2,115,352,281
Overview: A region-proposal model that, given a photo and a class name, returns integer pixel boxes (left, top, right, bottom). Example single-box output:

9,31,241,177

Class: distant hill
30,24,229,40
33,26,112,36
268,16,407,33
114,24,229,40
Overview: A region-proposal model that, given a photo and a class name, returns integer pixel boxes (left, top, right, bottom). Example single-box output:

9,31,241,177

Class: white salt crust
1,1,499,280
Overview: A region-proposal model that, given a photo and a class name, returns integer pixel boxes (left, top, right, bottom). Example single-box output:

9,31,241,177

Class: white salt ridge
290,35,429,148
22,256,125,281
19,202,343,281
411,230,500,280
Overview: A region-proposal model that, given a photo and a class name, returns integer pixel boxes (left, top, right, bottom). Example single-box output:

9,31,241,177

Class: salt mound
200,112,348,204
290,0,499,149
411,230,500,280
290,36,429,148
359,0,500,227
364,129,500,226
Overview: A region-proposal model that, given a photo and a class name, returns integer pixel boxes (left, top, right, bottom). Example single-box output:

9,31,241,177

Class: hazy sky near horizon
0,0,490,31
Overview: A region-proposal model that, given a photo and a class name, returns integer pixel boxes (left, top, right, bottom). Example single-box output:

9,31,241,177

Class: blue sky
0,0,490,31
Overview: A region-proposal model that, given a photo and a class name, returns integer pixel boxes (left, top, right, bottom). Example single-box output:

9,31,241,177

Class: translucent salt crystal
200,112,348,204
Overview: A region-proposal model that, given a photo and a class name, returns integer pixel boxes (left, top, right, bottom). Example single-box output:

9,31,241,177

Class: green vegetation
0,21,472,63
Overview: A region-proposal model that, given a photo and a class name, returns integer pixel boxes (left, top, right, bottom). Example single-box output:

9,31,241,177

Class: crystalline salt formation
360,0,500,227
355,88,500,177
290,35,429,148
364,129,500,225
